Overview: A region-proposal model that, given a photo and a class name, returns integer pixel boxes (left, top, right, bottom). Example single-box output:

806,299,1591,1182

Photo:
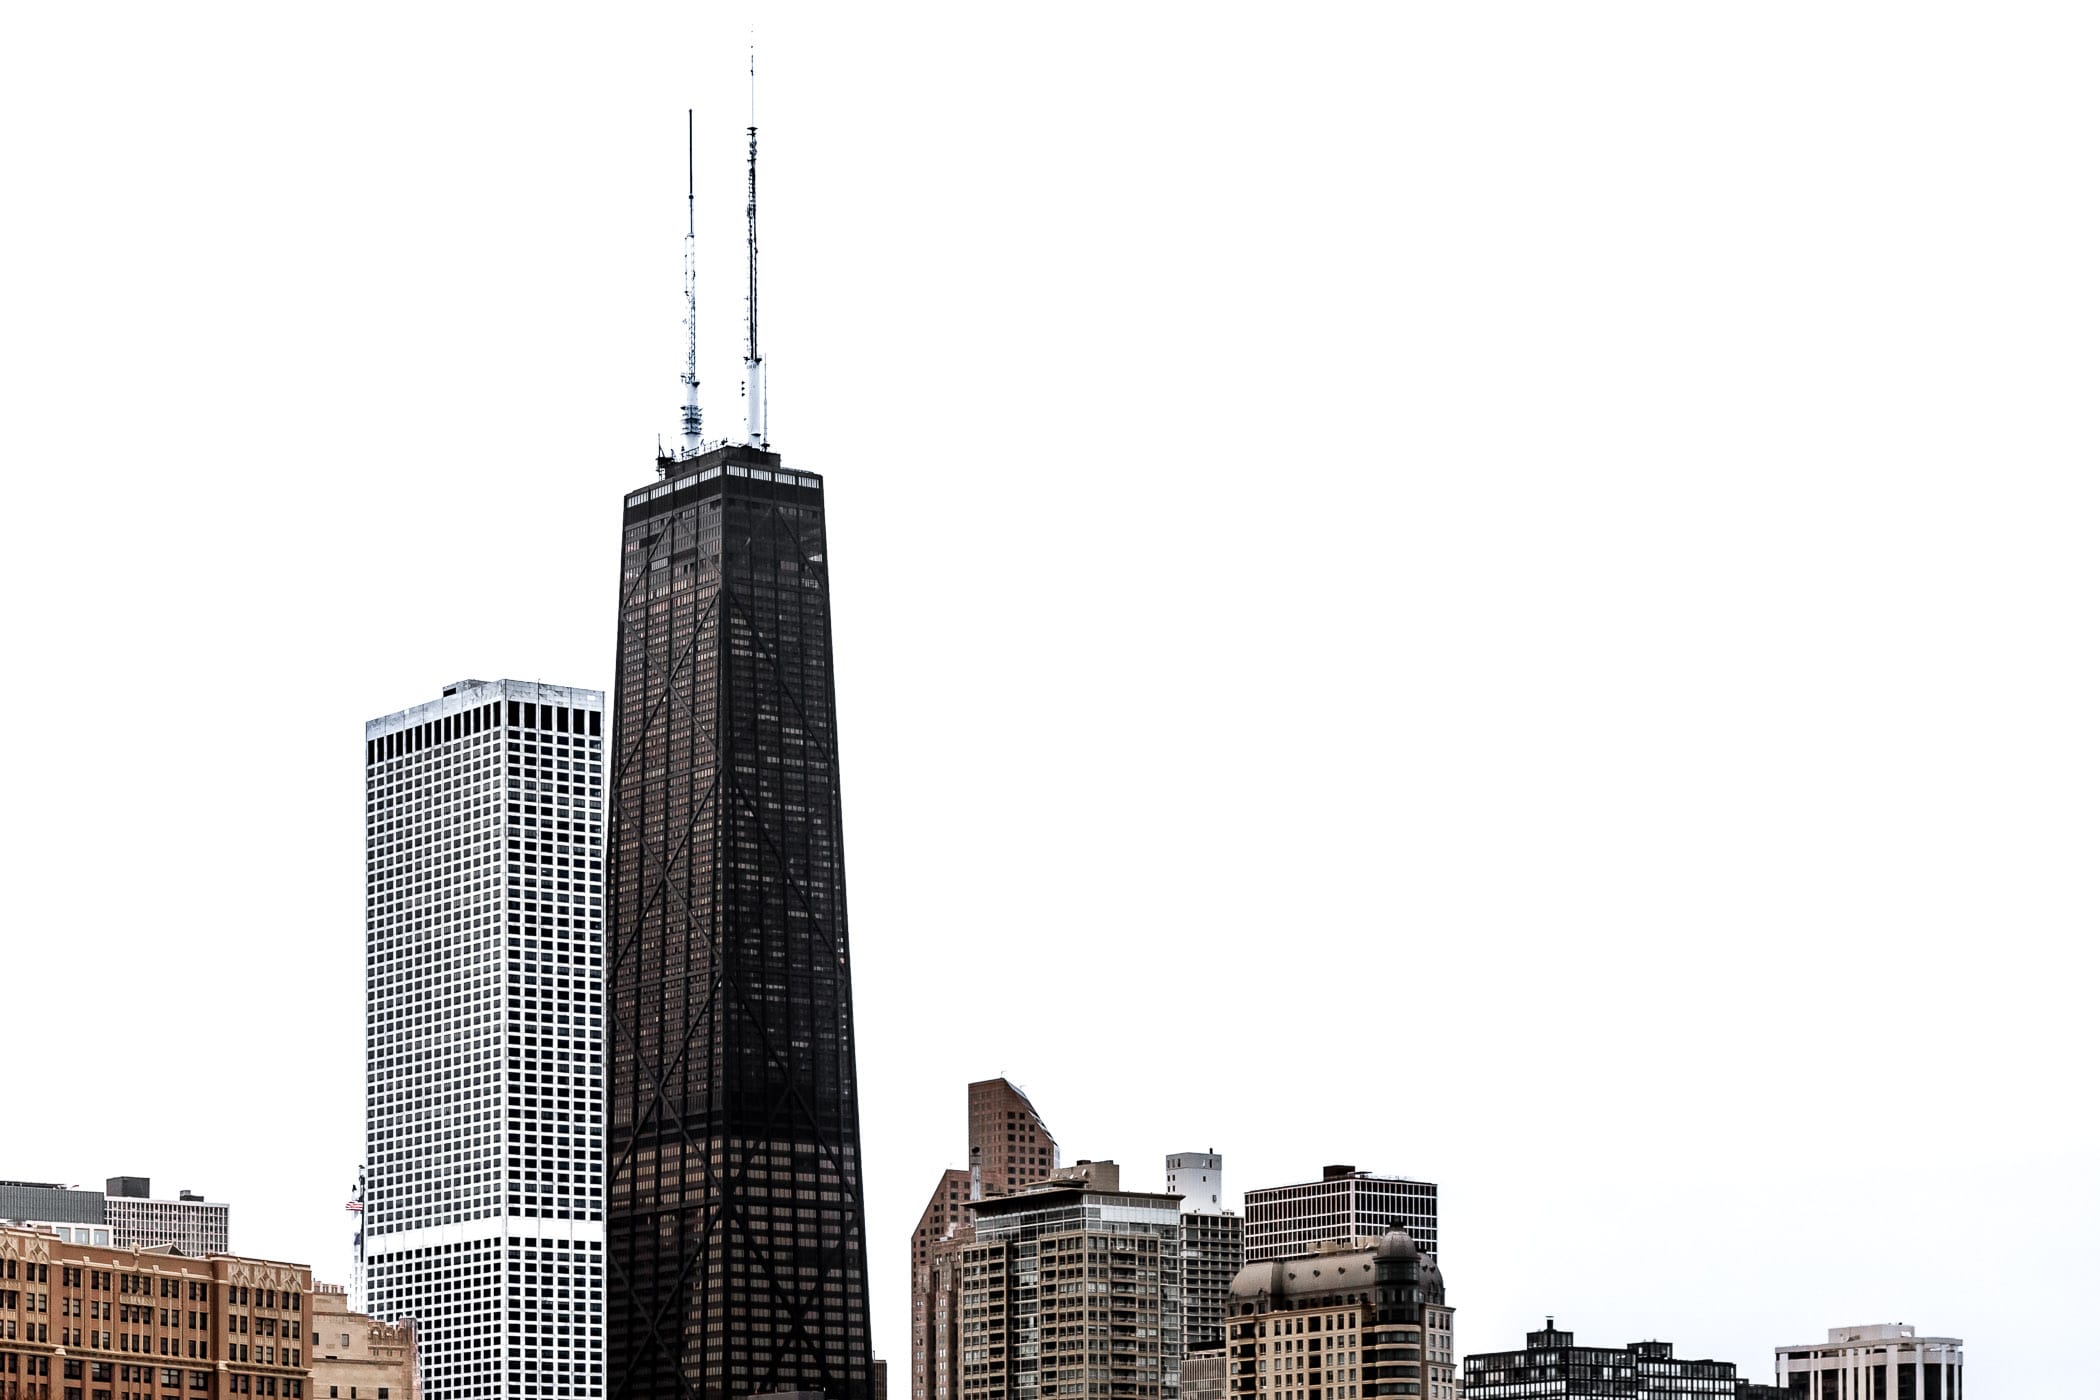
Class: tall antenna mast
680,109,704,454
744,43,767,449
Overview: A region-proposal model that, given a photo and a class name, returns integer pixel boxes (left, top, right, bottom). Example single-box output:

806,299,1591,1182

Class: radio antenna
744,43,767,449
680,109,704,453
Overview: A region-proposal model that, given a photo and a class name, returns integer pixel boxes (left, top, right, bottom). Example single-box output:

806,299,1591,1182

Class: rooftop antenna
744,42,768,449
680,109,705,455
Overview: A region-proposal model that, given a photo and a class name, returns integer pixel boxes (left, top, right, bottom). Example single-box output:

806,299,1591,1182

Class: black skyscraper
607,441,872,1400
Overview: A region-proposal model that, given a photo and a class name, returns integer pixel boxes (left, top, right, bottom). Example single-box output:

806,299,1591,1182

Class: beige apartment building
956,1164,1184,1400
305,1286,416,1400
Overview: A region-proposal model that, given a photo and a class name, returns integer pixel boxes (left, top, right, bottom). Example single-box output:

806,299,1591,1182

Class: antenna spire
680,109,704,454
744,43,767,449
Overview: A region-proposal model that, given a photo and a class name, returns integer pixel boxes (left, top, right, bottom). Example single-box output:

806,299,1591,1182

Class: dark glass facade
1462,1323,1737,1399
607,443,872,1400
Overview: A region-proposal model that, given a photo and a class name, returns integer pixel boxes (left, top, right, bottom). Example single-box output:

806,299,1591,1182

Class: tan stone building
304,1286,415,1400
1226,1232,1453,1400
0,1223,313,1400
911,1082,1059,1400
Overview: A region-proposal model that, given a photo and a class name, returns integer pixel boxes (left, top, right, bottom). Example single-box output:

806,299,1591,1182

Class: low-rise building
1773,1325,1962,1400
0,1181,227,1258
306,1285,416,1400
1463,1320,1736,1400
1,1223,310,1400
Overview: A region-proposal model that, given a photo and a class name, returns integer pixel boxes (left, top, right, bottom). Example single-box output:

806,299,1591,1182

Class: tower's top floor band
635,442,820,516
365,678,604,741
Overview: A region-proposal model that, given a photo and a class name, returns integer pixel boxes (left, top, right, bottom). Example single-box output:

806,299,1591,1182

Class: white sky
3,2,2095,1394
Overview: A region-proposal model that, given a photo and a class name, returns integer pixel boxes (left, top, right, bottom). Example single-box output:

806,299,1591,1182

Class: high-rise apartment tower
606,442,872,1400
959,1171,1185,1400
364,679,606,1400
912,1081,1059,1400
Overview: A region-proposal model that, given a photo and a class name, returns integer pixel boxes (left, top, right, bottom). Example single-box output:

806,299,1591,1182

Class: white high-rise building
364,679,605,1400
1243,1164,1439,1262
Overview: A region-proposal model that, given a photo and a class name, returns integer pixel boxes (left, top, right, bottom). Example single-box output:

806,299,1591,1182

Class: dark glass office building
607,442,872,1400
1463,1321,1739,1399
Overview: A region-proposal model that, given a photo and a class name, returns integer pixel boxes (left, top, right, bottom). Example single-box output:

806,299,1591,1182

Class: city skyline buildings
5,10,2070,1394
362,679,607,1400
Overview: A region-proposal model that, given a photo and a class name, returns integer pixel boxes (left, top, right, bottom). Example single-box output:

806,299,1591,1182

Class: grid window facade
1463,1328,1737,1400
102,1202,227,1260
1179,1213,1243,1354
363,680,606,1400
1242,1178,1437,1265
956,1190,1184,1400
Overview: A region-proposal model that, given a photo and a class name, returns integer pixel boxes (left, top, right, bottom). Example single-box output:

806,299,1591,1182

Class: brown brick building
910,1081,1058,1400
1,1229,414,1400
1,1225,312,1400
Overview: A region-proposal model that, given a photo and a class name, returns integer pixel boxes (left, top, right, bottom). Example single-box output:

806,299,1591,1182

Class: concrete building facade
1162,1157,1222,1218
1163,1153,1239,1356
957,1174,1183,1400
103,1184,227,1259
1227,1232,1452,1400
306,1284,417,1400
1177,1213,1242,1358
1774,1325,1962,1400
0,1182,226,1257
1242,1171,1436,1266
363,680,606,1400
